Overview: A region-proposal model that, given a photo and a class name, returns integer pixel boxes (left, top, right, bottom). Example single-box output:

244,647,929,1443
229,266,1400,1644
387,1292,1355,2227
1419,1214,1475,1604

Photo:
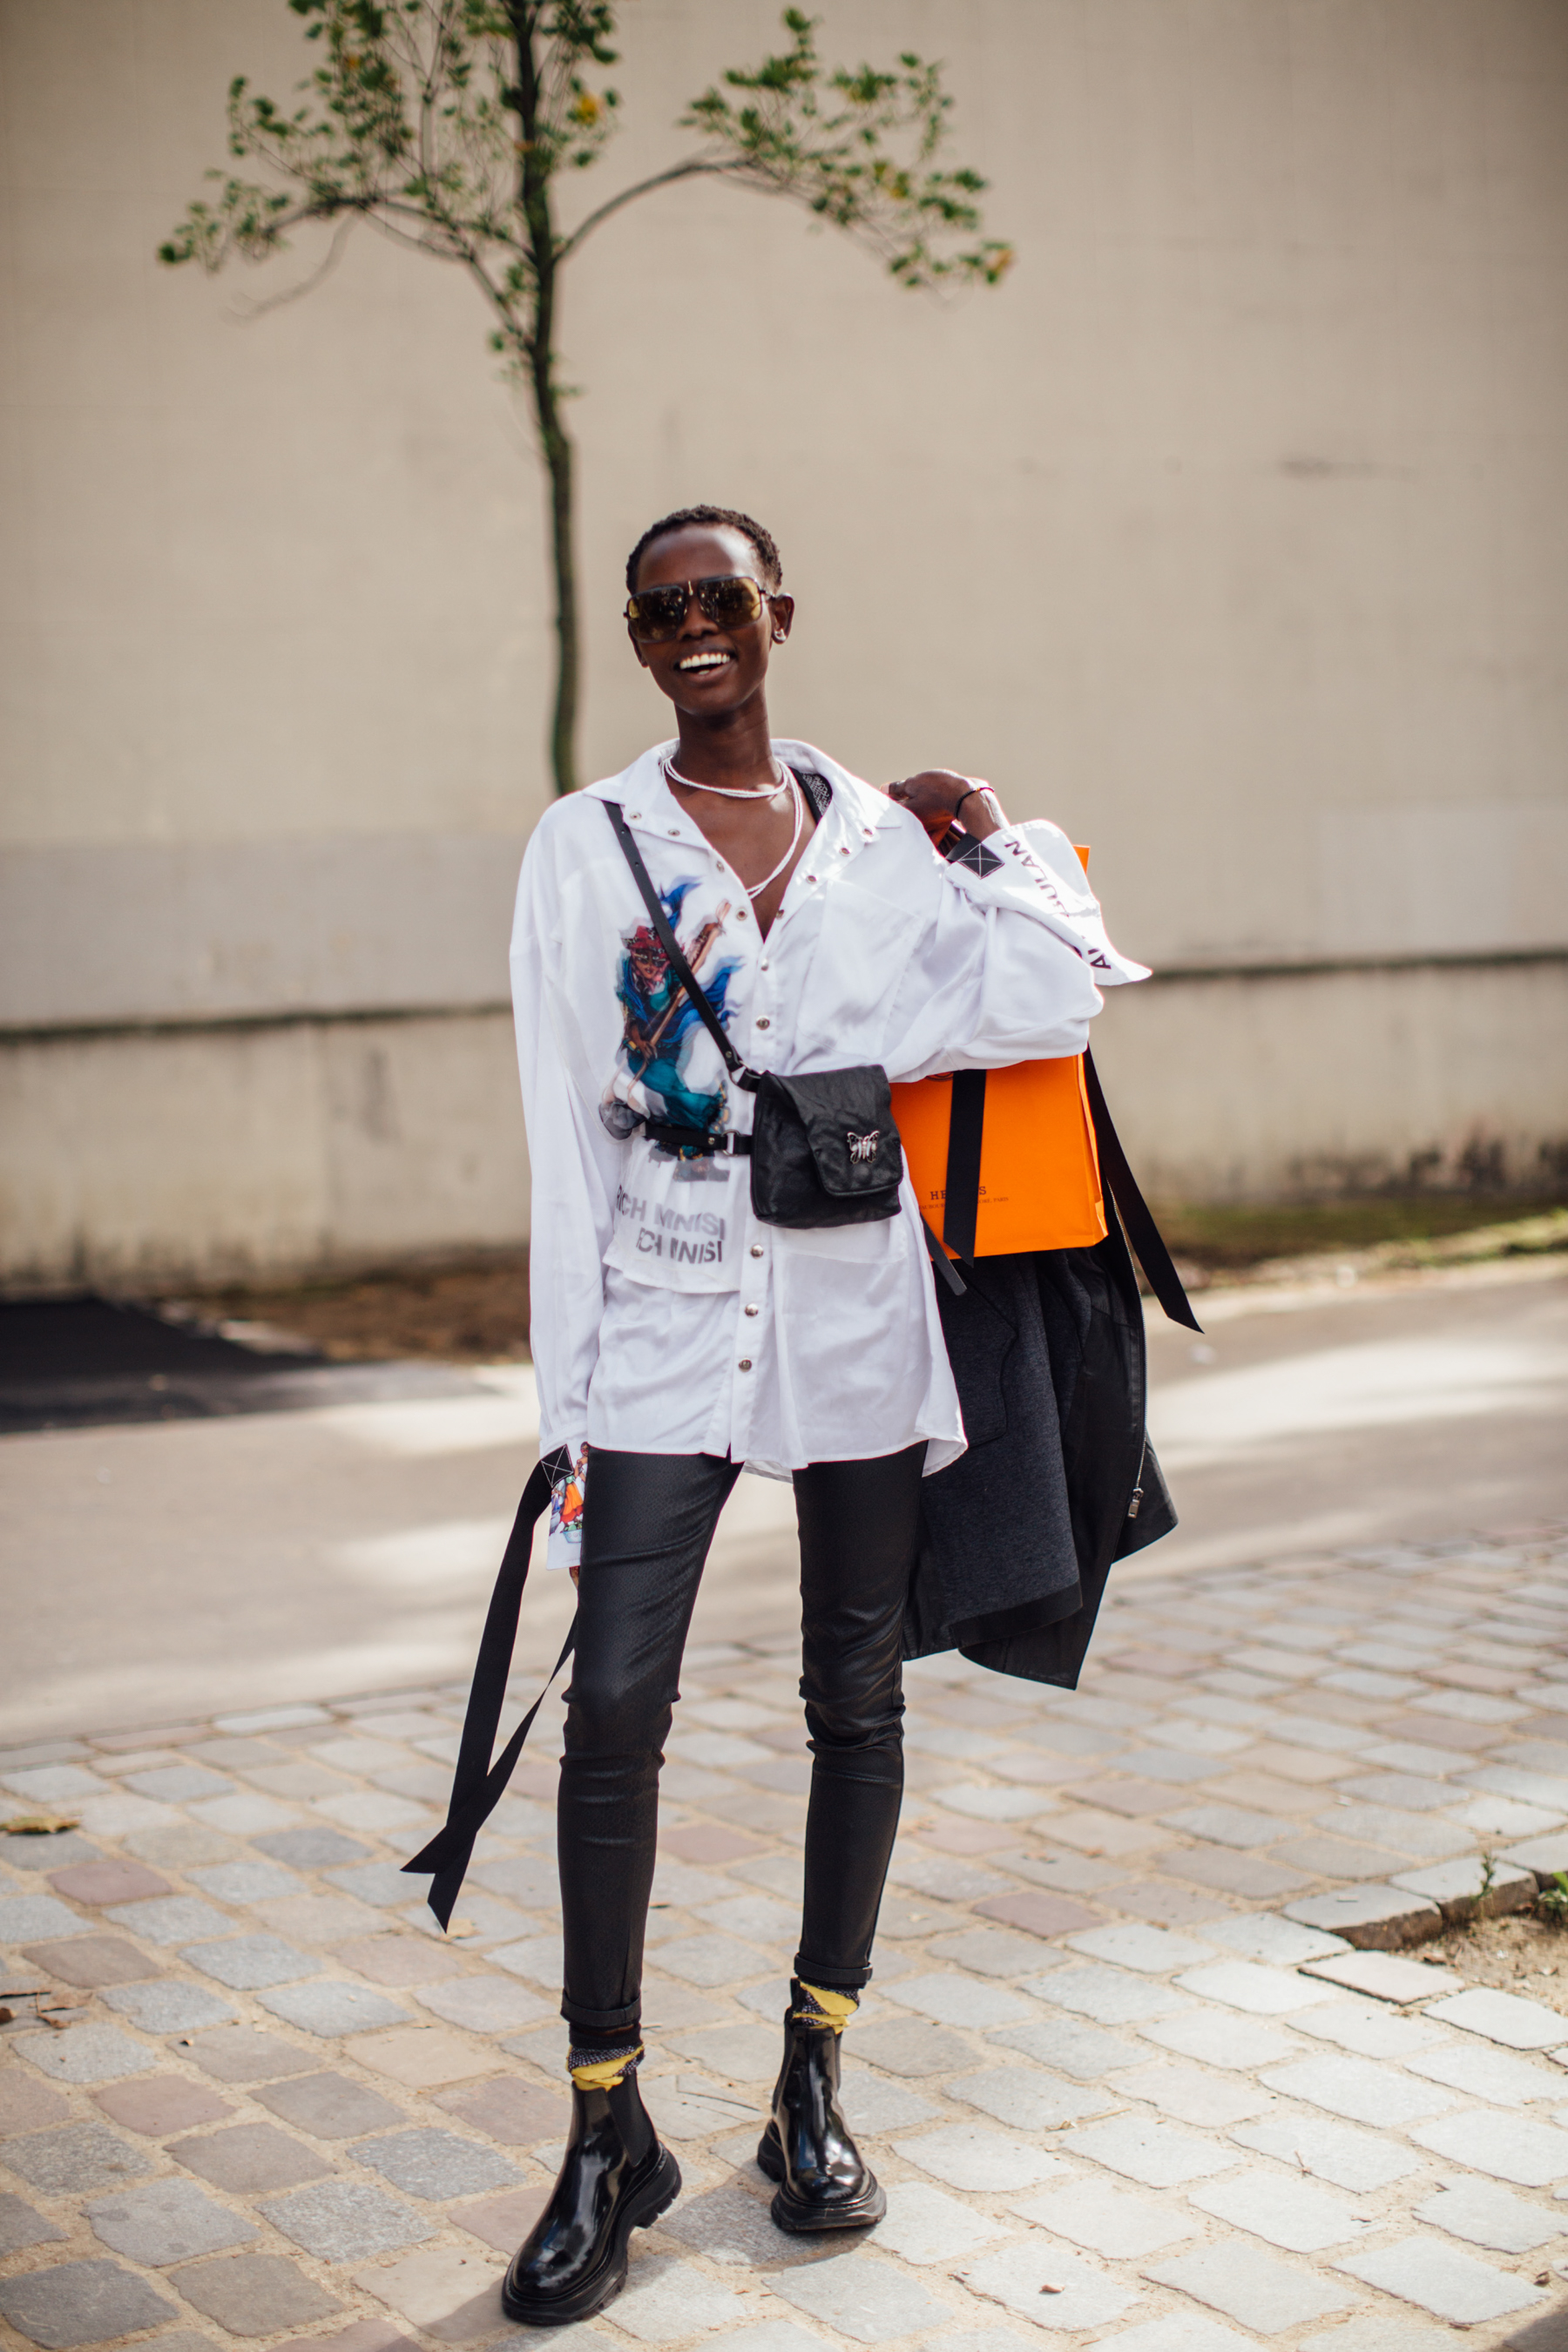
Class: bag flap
767,1068,902,1197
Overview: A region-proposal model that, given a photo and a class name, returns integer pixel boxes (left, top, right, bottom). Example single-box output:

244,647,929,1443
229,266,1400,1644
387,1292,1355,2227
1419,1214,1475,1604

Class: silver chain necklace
740,774,805,902
665,751,787,800
664,756,804,902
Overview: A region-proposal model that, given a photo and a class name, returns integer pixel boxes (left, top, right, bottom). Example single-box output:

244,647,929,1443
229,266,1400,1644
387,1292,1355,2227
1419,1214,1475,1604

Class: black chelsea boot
755,1980,885,2233
503,2060,679,2325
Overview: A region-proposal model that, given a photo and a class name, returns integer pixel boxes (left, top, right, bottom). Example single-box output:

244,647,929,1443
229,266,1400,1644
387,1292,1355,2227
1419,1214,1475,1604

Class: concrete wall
0,1013,528,1290
3,0,1566,1283
1094,955,1568,1206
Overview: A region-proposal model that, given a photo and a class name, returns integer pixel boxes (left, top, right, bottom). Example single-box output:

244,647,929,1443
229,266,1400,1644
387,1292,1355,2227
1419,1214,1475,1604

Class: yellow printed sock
567,2042,643,2091
792,1983,859,2035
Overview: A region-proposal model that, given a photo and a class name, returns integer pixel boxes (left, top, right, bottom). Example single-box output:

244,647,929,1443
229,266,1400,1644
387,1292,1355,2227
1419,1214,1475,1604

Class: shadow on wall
1281,1130,1568,1201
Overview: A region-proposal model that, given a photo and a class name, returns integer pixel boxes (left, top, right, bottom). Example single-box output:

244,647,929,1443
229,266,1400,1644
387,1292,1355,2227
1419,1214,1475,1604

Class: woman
503,504,1144,2325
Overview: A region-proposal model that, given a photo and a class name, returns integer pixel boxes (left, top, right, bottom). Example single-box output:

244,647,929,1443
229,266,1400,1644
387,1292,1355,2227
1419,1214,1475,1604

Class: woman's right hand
887,771,1005,839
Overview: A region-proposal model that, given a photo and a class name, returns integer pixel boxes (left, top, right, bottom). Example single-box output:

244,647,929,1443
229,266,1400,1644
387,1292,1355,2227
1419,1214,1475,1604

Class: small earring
773,629,786,642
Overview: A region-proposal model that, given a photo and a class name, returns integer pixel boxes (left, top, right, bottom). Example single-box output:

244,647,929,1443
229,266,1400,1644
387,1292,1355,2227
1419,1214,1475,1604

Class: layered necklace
664,753,804,903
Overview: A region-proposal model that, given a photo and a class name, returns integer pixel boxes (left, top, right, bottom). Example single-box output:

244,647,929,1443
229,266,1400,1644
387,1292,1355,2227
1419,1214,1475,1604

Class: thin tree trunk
510,4,578,796
535,346,578,799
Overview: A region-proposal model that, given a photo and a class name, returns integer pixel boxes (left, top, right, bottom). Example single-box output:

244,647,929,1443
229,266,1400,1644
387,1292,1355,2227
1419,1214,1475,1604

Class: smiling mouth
675,650,733,674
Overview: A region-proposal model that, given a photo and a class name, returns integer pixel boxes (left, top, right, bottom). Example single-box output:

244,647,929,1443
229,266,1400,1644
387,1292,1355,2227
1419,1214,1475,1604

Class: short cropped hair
625,505,782,593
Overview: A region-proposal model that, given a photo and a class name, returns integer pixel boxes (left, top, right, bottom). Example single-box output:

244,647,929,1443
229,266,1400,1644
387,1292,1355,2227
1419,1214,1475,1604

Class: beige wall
0,1014,529,1290
1096,956,1568,1205
3,0,1566,1281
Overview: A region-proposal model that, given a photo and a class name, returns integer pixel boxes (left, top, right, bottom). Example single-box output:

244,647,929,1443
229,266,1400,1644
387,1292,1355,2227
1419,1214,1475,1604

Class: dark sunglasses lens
697,578,764,627
626,587,688,641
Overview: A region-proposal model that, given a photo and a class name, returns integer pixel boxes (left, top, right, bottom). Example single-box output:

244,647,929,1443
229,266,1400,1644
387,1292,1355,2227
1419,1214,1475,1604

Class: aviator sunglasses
624,574,774,643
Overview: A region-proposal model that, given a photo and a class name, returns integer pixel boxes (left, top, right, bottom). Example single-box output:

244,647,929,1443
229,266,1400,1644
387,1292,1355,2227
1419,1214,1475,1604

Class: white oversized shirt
510,740,1147,1565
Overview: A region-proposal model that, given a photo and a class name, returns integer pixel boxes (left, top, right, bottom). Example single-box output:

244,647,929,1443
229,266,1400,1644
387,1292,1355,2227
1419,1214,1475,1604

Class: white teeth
678,652,731,671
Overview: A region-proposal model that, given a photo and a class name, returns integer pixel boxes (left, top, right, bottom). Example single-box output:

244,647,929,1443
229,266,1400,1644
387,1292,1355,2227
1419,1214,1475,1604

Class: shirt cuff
942,821,1149,984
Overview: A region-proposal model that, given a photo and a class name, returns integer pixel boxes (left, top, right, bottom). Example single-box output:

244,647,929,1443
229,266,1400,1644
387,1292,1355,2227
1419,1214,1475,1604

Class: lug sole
756,2125,884,2234
501,2146,681,2327
768,2176,887,2234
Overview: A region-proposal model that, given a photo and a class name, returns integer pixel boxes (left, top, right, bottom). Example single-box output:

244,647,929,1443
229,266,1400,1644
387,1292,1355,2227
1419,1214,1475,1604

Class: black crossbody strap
402,1459,577,1929
603,801,756,1090
1085,1049,1203,1333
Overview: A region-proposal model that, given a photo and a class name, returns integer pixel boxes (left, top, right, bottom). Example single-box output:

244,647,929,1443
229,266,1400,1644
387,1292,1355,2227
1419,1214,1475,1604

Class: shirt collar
584,742,680,833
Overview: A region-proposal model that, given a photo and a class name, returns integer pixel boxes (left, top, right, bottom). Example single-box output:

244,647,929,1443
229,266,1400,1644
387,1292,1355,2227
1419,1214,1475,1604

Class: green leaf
679,8,1010,292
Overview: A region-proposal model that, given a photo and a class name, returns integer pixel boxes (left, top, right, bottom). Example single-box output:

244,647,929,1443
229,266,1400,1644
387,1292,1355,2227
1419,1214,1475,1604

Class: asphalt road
3,1259,1564,1747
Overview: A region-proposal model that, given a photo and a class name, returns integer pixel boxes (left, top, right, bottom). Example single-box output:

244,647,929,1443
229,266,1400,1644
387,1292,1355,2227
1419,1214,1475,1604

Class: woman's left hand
887,771,1004,838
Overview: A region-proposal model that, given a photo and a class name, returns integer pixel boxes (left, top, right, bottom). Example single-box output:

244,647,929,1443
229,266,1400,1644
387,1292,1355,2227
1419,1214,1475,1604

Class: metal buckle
645,1119,742,1160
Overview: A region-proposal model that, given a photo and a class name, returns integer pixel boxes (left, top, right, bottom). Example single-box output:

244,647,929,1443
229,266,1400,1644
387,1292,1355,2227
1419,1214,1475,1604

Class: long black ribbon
1085,1050,1203,1333
943,1070,986,1260
402,1461,576,1930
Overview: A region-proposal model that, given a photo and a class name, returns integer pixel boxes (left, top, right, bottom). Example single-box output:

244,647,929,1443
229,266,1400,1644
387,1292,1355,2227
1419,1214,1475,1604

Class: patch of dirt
179,1252,532,1364
1428,1903,1568,2017
163,1200,1568,1362
1156,1192,1566,1276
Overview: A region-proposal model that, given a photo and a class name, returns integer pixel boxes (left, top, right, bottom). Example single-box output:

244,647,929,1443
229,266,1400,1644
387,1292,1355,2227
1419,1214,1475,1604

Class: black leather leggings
558,1445,923,2040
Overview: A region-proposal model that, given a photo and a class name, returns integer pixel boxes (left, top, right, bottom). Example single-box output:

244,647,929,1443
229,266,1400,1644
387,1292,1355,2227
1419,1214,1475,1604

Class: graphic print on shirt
599,877,742,1141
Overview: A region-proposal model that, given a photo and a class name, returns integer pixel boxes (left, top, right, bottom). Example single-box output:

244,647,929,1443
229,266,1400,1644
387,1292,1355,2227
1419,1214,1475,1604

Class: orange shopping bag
891,844,1106,1260
892,1058,1106,1260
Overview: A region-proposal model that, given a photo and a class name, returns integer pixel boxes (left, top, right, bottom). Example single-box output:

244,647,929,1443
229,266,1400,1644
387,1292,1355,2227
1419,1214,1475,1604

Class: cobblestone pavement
4,1525,1568,2352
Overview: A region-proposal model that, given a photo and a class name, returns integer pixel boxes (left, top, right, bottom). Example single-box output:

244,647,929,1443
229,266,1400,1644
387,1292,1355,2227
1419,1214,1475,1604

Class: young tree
161,2,1011,796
